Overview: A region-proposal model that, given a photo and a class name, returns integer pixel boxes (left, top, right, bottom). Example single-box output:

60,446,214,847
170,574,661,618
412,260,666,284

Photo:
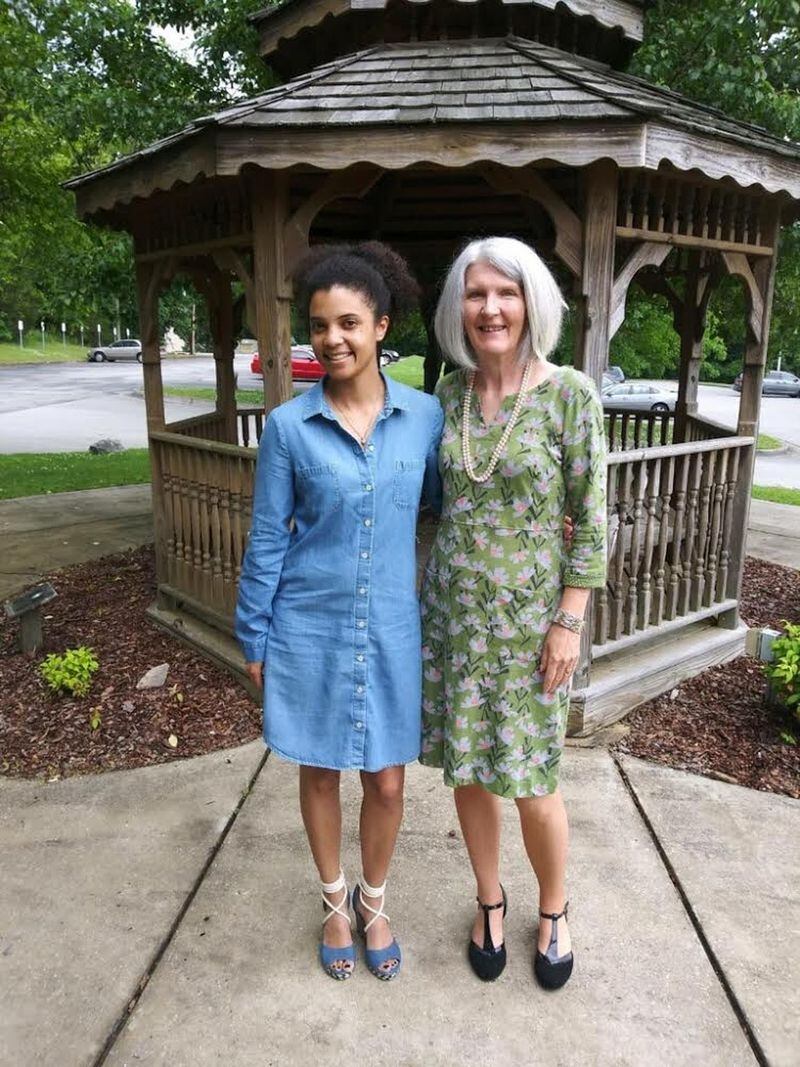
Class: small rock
669,688,680,700
122,700,135,713
88,438,124,455
136,663,169,690
167,734,178,748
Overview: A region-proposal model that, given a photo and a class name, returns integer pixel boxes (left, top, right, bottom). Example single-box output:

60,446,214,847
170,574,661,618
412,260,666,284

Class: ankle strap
539,901,569,922
359,877,386,899
356,880,389,932
477,897,504,912
321,870,346,895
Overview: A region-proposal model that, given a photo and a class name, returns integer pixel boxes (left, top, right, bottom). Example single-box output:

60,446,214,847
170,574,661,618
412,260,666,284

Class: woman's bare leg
299,765,352,968
515,789,571,954
454,784,505,948
355,765,405,967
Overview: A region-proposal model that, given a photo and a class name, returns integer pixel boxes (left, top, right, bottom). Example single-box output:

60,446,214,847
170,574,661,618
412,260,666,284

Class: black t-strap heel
534,901,574,990
467,885,508,982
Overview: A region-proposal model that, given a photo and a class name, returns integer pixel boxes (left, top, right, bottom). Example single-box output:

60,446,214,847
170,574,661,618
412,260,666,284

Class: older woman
420,236,607,987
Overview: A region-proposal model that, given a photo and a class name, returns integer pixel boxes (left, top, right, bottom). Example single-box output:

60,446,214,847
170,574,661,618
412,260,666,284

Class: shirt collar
300,372,409,421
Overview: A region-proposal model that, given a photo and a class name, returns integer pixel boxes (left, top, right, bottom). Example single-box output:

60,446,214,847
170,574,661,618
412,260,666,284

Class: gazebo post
674,251,707,443
135,258,170,587
573,159,617,687
210,271,238,444
250,170,293,414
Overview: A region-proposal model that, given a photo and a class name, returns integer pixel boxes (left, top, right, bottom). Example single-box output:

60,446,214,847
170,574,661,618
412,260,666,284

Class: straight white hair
434,237,567,370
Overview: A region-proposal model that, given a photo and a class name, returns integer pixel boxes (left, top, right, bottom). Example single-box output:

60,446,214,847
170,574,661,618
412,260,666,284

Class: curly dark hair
293,241,420,324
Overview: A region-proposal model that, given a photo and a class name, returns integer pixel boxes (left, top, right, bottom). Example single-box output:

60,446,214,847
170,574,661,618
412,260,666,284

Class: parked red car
250,346,324,381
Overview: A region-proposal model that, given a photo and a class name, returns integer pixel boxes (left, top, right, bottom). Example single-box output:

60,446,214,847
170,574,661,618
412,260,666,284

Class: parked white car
87,339,142,363
602,382,676,413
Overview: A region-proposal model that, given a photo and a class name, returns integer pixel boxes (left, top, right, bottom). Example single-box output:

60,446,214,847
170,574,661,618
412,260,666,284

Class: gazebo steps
145,601,258,702
569,620,747,737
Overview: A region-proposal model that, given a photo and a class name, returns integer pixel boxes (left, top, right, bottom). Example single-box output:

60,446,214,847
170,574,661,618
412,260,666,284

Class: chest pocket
296,463,341,516
393,458,425,510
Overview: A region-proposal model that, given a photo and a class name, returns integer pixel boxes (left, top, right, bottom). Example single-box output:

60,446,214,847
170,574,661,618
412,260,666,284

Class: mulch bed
0,547,259,780
1,547,798,797
612,556,800,799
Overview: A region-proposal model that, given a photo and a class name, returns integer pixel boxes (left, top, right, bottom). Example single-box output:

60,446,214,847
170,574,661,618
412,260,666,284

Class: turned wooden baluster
638,457,661,630
230,457,245,611
705,448,727,607
667,454,690,620
161,457,176,587
198,450,213,603
717,446,741,601
596,464,617,644
651,454,675,626
680,453,703,616
209,468,223,606
612,463,633,640
189,449,202,582
626,461,647,633
692,450,716,611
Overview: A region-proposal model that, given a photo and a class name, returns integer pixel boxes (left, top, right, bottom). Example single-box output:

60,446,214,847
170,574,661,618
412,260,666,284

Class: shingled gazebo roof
66,36,800,216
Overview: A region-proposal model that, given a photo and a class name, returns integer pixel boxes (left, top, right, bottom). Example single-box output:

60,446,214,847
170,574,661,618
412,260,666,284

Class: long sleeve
422,401,444,515
561,377,607,588
235,412,295,663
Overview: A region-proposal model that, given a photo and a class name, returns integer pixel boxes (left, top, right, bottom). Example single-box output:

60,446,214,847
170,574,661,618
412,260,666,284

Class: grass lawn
385,355,425,388
752,485,800,507
164,385,264,405
0,339,88,364
0,451,151,500
757,433,783,451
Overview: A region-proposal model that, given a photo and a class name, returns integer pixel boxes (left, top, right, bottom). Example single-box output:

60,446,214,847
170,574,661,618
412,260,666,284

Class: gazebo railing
150,431,255,625
166,410,229,443
237,406,265,448
594,434,754,655
604,407,673,451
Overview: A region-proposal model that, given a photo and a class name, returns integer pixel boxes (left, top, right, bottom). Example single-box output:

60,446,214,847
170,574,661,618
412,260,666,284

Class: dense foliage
1,0,799,372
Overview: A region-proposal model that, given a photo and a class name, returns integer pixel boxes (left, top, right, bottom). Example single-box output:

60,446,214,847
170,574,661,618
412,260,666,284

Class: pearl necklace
461,361,534,484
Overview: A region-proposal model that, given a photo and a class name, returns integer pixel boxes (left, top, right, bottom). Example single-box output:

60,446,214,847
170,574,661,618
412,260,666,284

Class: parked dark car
732,370,800,397
87,339,142,362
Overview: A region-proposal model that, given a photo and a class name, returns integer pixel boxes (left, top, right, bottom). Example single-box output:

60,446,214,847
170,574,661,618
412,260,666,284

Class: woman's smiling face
462,262,527,364
309,285,389,384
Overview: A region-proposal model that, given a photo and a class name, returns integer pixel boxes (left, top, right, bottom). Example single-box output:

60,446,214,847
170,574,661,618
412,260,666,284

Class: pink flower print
487,567,510,586
498,725,516,745
454,737,472,753
539,690,556,706
472,719,491,733
495,622,517,640
545,713,562,732
447,619,465,637
522,721,543,738
530,751,549,767
489,543,505,560
463,692,483,708
495,699,514,718
487,498,504,512
457,676,479,693
532,783,551,797
516,566,536,584
510,549,528,564
453,496,472,514
570,457,588,476
495,589,513,606
464,612,482,628
422,698,436,714
456,592,476,607
509,766,528,781
424,665,442,683
534,548,552,569
453,765,475,781
516,650,536,666
512,499,530,516
495,759,514,775
477,737,494,751
451,652,468,671
421,644,434,661
500,460,525,477
473,530,489,550
455,715,469,730
480,676,498,692
477,768,497,785
530,521,544,536
421,737,436,754
452,552,469,567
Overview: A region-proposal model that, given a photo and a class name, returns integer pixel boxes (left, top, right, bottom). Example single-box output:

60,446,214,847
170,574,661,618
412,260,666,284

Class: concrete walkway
1,746,798,1066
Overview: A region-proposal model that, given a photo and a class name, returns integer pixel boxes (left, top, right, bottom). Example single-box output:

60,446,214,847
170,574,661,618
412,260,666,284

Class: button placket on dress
351,431,378,762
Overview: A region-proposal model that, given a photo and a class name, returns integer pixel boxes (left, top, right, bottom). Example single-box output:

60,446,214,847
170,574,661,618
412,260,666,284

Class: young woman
420,237,607,988
235,243,443,981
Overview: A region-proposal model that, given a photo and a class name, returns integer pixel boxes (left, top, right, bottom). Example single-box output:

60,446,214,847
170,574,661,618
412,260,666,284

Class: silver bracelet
552,608,585,634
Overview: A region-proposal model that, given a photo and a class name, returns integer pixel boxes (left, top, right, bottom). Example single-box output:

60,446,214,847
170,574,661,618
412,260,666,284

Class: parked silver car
602,382,676,413
732,369,800,397
87,339,142,363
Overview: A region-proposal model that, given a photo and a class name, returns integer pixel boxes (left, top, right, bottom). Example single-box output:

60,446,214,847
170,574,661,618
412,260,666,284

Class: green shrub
763,622,800,732
39,646,99,698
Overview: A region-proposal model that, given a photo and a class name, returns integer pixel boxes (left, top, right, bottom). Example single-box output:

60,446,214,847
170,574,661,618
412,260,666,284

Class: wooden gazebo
65,0,800,734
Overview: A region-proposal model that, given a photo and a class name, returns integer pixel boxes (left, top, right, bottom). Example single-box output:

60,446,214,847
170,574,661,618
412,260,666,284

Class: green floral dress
419,366,607,798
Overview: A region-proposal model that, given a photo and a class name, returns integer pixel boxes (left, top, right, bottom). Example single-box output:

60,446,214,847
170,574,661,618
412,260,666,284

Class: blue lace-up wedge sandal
352,878,402,981
534,902,573,989
319,871,356,981
468,885,507,981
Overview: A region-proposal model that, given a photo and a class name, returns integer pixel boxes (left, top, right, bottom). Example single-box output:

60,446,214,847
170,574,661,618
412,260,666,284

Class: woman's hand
563,514,574,546
246,661,264,690
539,624,580,694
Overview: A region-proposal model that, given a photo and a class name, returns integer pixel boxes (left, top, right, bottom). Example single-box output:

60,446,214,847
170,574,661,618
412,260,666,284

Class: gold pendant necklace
461,361,534,484
328,388,384,446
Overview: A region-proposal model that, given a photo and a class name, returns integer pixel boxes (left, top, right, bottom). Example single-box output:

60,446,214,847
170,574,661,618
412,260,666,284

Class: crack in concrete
612,755,767,1067
91,748,271,1067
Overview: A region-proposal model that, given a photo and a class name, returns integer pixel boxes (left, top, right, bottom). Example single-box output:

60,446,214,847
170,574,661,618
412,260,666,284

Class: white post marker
18,319,23,348
79,324,84,347
113,325,118,340
96,323,102,346
61,321,66,346
40,320,45,352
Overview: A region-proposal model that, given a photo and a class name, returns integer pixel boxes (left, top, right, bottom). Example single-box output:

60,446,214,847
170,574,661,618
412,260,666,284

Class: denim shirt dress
235,375,444,772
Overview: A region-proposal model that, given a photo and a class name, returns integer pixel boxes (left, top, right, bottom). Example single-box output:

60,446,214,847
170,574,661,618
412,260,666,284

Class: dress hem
419,755,560,799
266,737,420,773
